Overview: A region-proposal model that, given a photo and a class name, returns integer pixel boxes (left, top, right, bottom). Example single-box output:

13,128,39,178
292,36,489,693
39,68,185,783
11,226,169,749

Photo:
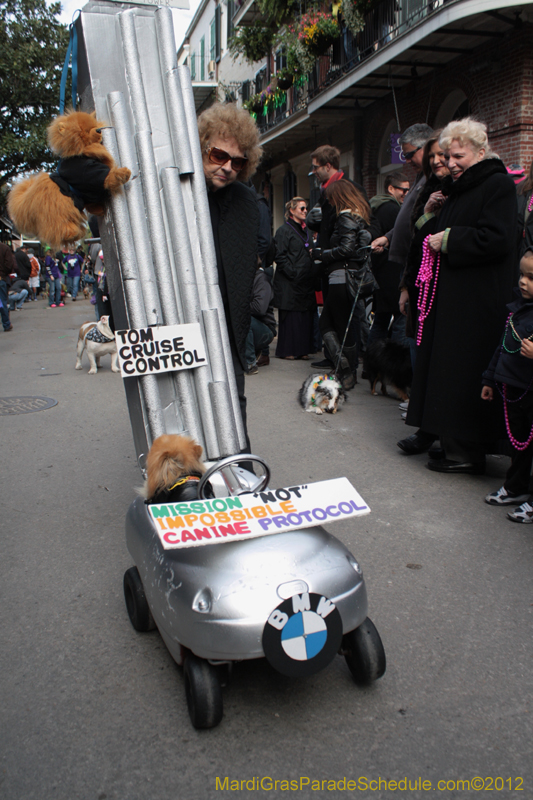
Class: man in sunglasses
198,103,263,452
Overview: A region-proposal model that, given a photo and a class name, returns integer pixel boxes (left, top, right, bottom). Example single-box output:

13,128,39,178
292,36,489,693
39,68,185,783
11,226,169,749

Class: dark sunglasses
206,146,248,172
298,205,308,211
403,146,421,161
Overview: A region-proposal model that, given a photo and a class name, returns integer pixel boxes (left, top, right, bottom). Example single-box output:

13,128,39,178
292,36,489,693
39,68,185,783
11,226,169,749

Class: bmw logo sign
262,592,343,677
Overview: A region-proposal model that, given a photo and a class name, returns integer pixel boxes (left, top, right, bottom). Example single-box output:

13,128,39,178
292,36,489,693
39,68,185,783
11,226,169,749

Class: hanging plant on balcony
243,93,266,115
298,11,340,58
276,67,294,90
275,26,315,77
229,21,275,65
340,0,366,37
257,0,295,26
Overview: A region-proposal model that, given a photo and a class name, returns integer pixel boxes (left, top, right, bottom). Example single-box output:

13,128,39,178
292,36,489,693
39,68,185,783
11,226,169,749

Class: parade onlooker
28,249,40,300
406,117,518,474
64,246,84,301
313,180,372,390
367,171,410,346
14,245,32,282
8,279,30,310
245,265,276,374
44,248,63,308
273,197,317,360
198,102,262,452
0,241,16,331
482,248,533,521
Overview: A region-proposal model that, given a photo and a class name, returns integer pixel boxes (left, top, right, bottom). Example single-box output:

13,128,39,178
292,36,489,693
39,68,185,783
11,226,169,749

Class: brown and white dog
141,434,206,505
75,315,119,374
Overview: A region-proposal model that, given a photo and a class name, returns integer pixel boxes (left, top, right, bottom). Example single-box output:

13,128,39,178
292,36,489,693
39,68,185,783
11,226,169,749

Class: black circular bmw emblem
262,592,343,677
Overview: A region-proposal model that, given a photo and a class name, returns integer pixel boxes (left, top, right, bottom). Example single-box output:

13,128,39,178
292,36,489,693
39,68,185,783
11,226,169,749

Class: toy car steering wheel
198,454,270,499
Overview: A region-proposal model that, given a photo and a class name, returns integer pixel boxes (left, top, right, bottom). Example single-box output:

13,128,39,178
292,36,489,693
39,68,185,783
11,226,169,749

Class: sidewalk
1,295,532,800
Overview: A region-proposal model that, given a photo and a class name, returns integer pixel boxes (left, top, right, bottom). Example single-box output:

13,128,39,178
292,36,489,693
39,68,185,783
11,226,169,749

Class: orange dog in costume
8,110,131,249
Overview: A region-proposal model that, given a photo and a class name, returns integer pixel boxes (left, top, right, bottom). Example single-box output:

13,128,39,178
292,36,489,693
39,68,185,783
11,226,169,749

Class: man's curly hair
197,103,263,182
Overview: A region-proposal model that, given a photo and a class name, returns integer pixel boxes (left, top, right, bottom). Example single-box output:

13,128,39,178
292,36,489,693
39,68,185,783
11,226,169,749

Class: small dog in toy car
142,435,206,504
299,373,346,415
8,110,131,249
75,316,119,374
364,340,412,401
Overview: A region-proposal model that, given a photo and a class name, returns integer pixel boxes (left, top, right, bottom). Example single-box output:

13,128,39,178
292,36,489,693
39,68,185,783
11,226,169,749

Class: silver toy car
123,455,386,728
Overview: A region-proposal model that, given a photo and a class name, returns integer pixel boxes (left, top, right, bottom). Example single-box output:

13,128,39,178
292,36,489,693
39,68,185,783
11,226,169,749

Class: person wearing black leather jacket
313,180,372,390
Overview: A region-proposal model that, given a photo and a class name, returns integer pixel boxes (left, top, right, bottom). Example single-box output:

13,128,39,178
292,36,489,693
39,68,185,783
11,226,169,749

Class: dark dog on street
364,340,412,401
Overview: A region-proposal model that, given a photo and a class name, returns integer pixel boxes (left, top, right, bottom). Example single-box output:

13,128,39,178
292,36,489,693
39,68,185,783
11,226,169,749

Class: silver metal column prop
75,0,247,465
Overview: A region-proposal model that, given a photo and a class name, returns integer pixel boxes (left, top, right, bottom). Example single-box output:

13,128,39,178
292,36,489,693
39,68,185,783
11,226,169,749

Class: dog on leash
83,285,91,300
363,340,412,401
75,316,119,374
141,434,206,504
299,373,346,415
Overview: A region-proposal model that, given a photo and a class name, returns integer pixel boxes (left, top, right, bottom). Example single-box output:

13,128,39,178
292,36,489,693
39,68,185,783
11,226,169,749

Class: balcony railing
253,0,448,134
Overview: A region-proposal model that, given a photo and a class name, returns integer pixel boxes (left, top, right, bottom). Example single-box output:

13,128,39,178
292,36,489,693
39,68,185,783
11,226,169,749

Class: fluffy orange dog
143,435,206,505
8,110,131,248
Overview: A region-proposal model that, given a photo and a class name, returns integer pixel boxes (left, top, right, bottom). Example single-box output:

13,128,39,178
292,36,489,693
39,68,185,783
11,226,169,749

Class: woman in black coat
313,179,372,390
405,118,518,473
273,197,316,360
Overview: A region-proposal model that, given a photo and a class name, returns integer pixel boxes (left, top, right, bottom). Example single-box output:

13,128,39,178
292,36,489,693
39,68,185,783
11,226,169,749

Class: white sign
148,477,370,550
115,323,207,377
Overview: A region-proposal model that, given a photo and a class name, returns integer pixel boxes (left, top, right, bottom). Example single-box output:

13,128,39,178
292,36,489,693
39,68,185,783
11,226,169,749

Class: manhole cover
0,397,58,416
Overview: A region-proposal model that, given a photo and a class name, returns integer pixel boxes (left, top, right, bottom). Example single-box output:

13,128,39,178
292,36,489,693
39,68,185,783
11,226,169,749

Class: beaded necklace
415,235,440,346
528,193,533,213
285,219,310,248
497,311,533,449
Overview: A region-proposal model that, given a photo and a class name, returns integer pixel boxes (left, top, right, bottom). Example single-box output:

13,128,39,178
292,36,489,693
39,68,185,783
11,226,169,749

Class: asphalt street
1,297,532,800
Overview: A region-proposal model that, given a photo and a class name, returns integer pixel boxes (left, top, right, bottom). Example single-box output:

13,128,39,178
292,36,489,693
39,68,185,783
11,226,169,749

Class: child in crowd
482,248,533,522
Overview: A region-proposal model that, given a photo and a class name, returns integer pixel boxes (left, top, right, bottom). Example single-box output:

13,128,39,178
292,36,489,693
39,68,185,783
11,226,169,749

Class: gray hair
399,123,434,148
439,117,491,156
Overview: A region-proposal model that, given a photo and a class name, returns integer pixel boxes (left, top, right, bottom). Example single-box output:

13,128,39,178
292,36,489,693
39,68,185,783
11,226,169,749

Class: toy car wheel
123,566,156,632
183,653,223,729
342,617,386,684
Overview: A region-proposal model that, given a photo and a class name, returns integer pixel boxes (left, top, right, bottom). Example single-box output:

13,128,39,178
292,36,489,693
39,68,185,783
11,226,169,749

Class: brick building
179,0,533,228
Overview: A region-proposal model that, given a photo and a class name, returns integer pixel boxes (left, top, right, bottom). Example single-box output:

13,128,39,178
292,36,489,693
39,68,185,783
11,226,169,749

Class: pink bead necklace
502,383,533,450
528,193,533,213
415,235,440,346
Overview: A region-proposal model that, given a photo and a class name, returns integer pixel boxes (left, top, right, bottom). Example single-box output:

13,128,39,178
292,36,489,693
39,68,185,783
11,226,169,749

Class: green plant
229,21,274,64
298,10,340,57
340,0,366,36
257,0,294,26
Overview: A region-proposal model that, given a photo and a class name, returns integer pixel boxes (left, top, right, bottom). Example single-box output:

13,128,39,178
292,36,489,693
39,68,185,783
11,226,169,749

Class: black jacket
483,290,533,391
251,268,276,335
406,158,517,443
273,220,316,312
50,156,112,211
516,188,533,263
320,211,371,273
369,196,402,313
0,243,16,284
306,175,367,250
15,250,32,281
208,181,259,370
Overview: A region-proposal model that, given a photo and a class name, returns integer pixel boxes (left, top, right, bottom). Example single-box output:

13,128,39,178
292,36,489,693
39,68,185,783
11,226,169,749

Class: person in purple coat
64,247,84,301
44,248,63,308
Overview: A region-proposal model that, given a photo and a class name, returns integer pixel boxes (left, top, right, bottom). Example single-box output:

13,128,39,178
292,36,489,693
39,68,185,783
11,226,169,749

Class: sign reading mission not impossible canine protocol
115,323,207,377
149,477,370,550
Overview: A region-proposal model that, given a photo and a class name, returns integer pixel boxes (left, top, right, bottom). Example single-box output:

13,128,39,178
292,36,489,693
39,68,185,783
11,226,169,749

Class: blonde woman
273,197,317,360
406,117,518,473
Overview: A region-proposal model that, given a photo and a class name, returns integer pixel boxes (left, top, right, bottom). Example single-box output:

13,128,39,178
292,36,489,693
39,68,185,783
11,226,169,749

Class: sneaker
399,401,409,410
246,364,259,375
401,411,407,420
507,501,533,523
50,304,57,308
59,302,65,307
485,487,530,506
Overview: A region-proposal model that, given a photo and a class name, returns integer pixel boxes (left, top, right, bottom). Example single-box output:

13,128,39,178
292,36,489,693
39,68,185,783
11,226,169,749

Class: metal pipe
101,127,166,442
154,6,194,175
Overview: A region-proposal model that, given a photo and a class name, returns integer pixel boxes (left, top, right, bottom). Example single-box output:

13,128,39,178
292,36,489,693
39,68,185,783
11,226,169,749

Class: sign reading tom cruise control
115,323,207,377
149,477,370,550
